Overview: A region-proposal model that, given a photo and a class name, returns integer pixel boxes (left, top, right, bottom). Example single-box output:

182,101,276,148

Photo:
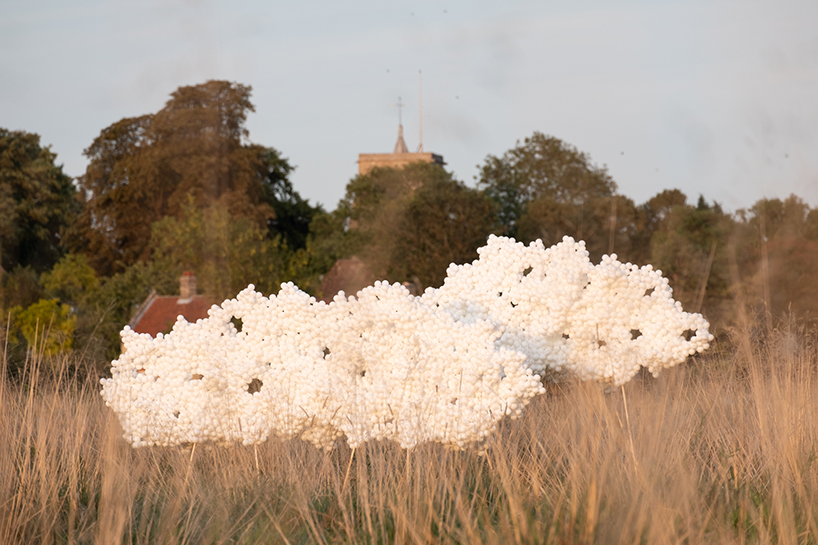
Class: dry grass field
2,320,817,544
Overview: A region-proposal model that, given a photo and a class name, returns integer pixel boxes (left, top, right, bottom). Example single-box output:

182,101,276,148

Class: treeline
2,80,817,374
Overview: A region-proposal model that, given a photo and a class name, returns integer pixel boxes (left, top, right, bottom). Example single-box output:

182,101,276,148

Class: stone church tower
357,124,444,175
358,91,444,175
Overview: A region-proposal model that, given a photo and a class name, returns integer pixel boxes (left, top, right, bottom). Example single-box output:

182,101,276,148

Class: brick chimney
179,271,197,300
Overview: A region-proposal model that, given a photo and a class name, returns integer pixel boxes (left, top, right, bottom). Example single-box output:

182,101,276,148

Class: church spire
393,96,409,153
417,70,424,152
393,124,409,154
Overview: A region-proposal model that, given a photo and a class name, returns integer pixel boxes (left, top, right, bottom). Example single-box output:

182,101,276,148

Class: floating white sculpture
101,236,712,449
427,236,713,385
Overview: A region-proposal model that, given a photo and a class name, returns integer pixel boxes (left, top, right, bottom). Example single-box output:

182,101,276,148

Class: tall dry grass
2,320,817,544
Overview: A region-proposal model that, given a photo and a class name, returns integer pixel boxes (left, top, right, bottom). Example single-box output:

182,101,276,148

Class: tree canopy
321,162,496,289
477,132,630,261
150,196,289,300
7,98,818,368
68,80,307,275
395,175,495,289
0,128,78,273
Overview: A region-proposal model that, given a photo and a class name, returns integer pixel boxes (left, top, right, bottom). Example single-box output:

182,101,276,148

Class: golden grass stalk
1,318,816,544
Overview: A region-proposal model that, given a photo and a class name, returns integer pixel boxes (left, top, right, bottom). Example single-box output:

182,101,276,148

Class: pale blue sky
2,0,817,212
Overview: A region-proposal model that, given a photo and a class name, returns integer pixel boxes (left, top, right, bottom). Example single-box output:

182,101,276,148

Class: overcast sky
2,0,817,212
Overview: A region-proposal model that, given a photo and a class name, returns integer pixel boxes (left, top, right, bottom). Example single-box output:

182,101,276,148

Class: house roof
129,291,214,336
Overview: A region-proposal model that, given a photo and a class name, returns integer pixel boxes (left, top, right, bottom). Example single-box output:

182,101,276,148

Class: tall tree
331,162,439,274
478,132,634,262
260,147,321,252
648,195,734,329
337,163,448,276
68,80,304,275
627,188,690,265
0,129,78,273
395,176,495,288
316,162,496,290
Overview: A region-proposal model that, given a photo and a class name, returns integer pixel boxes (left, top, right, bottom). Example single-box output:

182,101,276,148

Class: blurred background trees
394,173,494,289
0,129,78,276
317,162,495,290
2,80,818,374
477,132,636,262
66,80,316,277
730,195,818,327
150,196,290,301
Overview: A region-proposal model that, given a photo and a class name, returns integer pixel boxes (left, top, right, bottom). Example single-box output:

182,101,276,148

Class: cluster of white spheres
100,235,712,450
426,235,714,386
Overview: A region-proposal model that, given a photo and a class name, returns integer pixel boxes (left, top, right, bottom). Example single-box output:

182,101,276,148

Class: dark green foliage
478,132,616,235
260,147,322,252
327,161,496,289
2,266,43,312
0,128,78,273
478,132,640,263
648,194,734,330
395,176,496,289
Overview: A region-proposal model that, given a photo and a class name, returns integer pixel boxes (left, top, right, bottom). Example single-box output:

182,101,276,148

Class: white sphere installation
426,235,714,386
100,236,712,449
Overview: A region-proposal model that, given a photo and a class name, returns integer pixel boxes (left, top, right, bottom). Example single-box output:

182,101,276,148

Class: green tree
395,177,496,288
648,195,733,329
282,209,345,297
260,148,322,252
10,298,75,356
309,162,496,293
68,80,304,275
328,162,493,287
745,195,815,241
807,208,818,241
85,261,179,362
328,162,441,275
623,189,690,266
2,266,42,315
150,195,289,300
39,253,106,360
1,266,43,365
641,189,688,231
478,132,635,262
41,253,100,308
0,128,78,313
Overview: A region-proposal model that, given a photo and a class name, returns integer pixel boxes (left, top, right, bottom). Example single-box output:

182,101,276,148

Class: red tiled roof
130,293,214,337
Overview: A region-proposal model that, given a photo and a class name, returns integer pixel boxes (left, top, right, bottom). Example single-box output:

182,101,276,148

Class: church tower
358,87,444,175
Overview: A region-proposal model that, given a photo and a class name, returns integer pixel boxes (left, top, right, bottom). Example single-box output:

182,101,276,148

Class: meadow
2,319,817,544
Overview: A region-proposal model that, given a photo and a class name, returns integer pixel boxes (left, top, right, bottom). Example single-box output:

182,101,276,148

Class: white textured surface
101,236,712,449
426,235,713,385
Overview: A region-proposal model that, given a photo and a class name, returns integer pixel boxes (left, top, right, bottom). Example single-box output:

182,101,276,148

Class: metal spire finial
417,70,424,152
395,96,405,126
